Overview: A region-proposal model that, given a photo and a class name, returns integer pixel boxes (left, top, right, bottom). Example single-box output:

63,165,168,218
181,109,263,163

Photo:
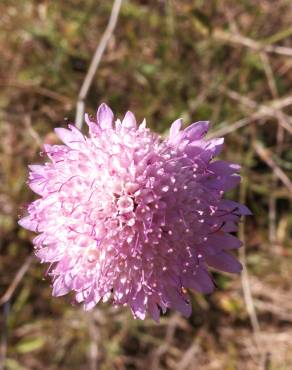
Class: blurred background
0,1,292,369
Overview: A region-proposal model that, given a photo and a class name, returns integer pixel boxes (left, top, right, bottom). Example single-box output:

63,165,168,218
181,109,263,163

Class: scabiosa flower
19,103,251,321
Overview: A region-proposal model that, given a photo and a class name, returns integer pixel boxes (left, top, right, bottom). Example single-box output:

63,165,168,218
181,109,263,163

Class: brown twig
216,87,292,135
253,142,292,194
220,88,292,121
176,338,200,370
0,254,34,306
260,52,285,244
213,29,292,57
150,314,181,369
269,96,292,110
0,80,72,106
239,193,260,335
75,0,123,129
0,303,9,370
86,311,100,370
23,114,42,148
208,112,264,138
239,174,263,368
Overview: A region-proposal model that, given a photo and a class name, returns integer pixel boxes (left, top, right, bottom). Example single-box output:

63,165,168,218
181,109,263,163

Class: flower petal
122,111,137,129
96,103,114,129
18,216,38,232
169,118,182,141
205,251,242,273
183,121,210,141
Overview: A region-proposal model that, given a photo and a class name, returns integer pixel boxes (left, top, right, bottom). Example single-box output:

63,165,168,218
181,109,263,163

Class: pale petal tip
169,118,183,139
122,111,137,129
97,103,114,130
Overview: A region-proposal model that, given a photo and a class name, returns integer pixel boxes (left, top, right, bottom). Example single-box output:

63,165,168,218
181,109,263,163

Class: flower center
117,195,134,214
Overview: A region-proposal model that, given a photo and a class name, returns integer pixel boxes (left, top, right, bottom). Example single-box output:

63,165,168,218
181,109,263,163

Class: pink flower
19,104,251,321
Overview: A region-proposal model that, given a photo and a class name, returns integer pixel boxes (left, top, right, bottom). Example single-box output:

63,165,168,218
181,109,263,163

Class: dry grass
0,1,292,369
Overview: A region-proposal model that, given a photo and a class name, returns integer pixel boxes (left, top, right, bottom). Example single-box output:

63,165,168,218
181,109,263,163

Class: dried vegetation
0,1,292,369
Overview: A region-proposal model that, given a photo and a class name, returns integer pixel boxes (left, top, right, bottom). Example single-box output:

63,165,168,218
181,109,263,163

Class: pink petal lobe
96,103,114,129
205,252,242,273
18,216,38,232
122,111,137,129
184,121,210,140
52,277,70,297
54,127,83,149
169,118,182,140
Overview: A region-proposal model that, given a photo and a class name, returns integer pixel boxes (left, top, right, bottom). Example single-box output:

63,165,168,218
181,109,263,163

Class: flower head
19,103,251,321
